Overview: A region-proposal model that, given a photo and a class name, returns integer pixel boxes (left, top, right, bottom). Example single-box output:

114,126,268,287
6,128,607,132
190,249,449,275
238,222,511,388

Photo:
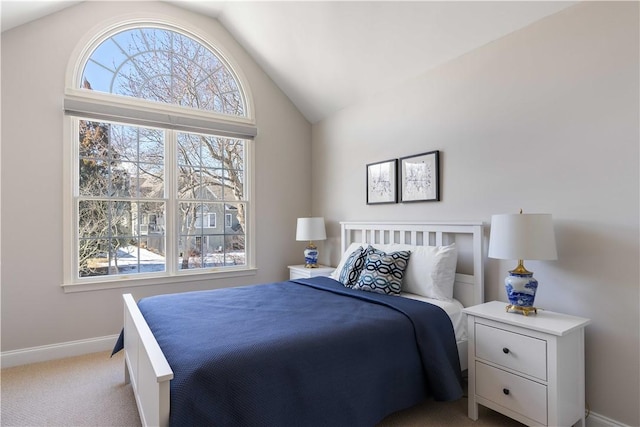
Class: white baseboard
1,334,119,369
587,411,632,427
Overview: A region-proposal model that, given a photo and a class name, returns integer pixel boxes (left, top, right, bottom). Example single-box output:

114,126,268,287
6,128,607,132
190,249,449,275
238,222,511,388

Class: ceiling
1,1,578,123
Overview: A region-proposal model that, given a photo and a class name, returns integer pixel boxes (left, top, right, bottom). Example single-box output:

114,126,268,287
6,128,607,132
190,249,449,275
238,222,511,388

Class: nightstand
288,265,335,280
463,301,590,427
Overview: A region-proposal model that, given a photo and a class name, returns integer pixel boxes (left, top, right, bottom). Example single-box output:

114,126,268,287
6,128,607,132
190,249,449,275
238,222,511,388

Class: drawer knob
503,388,510,395
502,347,510,354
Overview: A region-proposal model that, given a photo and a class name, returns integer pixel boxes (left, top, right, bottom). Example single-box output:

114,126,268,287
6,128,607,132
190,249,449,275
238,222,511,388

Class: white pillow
371,242,458,301
330,242,366,281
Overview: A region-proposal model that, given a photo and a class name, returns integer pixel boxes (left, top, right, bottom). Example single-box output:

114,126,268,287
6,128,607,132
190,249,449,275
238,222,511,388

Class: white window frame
62,17,257,293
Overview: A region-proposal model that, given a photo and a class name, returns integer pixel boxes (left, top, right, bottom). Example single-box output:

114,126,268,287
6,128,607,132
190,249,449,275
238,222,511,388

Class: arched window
63,22,256,290
81,27,246,116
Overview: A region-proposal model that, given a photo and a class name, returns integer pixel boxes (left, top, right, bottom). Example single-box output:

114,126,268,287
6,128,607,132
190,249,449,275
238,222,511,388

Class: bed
121,221,484,427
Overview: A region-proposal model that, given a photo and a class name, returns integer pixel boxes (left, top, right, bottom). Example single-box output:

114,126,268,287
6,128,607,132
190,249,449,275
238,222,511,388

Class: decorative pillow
337,245,368,288
373,243,458,300
330,242,367,281
353,250,411,296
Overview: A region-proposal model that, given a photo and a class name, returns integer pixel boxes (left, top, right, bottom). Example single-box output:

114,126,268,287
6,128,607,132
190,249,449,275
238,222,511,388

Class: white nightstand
463,301,591,427
288,265,335,280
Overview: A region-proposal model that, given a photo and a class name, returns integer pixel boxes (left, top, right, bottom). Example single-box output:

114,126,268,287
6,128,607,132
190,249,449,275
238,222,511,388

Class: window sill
61,268,258,293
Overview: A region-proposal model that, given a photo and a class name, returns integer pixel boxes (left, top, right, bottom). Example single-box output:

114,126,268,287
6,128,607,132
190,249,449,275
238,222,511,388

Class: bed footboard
123,294,173,427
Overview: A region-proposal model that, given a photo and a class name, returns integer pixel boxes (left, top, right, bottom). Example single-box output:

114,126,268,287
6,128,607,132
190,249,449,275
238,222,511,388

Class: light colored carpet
1,352,141,427
1,351,523,426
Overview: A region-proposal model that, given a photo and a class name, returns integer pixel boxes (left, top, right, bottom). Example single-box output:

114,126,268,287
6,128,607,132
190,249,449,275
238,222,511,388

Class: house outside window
63,21,256,290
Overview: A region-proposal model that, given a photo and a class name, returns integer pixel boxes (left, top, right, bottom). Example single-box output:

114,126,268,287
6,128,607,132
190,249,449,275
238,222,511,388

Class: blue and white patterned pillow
353,250,411,295
338,246,368,288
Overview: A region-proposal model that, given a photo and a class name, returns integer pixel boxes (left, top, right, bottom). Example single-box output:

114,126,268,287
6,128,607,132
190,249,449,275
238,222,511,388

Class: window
205,213,217,228
80,27,245,116
64,22,256,289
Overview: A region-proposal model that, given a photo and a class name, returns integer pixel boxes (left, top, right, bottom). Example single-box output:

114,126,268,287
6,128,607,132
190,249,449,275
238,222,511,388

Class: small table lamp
296,217,327,268
488,210,558,315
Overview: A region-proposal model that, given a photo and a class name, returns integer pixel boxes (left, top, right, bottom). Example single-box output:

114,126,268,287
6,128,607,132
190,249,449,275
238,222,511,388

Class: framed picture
399,150,440,202
366,159,397,204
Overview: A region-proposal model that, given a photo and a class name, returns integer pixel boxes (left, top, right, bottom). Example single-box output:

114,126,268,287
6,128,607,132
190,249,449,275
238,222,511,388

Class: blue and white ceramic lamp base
304,244,319,268
505,272,539,316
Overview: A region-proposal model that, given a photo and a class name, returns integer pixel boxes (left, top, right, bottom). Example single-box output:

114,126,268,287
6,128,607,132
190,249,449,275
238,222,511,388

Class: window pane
225,235,245,266
139,129,164,163
226,139,245,170
79,200,108,238
203,235,225,267
110,125,138,162
225,203,246,266
110,162,133,197
110,124,164,164
128,202,166,273
200,136,224,168
109,200,133,237
178,202,202,235
224,169,244,199
177,133,201,166
225,203,246,234
223,138,244,199
79,238,110,277
177,201,245,270
178,234,203,270
202,168,224,200
178,165,201,200
79,159,109,197
136,163,164,199
79,121,109,158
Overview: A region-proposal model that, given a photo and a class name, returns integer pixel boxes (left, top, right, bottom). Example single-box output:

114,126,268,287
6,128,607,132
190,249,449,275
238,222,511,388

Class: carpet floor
1,351,523,426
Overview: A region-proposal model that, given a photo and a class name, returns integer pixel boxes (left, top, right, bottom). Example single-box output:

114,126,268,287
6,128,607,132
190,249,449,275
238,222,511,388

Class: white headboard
340,221,485,308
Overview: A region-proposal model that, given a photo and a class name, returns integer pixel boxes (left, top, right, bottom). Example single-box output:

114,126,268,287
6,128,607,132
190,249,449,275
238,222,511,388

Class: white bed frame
122,220,485,427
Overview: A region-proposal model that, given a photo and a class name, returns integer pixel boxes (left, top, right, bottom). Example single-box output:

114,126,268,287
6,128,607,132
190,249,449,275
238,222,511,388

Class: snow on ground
97,245,245,273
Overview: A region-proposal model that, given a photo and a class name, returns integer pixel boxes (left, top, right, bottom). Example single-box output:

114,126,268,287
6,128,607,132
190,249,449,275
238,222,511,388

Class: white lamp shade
296,217,326,241
488,213,558,261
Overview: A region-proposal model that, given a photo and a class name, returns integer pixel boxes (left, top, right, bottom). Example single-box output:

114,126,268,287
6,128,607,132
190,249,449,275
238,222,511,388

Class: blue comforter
134,276,462,426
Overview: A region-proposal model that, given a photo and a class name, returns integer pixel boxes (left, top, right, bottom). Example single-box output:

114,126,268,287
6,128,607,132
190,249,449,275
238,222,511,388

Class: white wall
1,2,311,352
313,2,639,426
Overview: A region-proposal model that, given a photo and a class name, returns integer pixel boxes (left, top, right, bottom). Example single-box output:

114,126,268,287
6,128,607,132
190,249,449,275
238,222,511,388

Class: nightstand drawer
475,323,547,381
476,362,547,426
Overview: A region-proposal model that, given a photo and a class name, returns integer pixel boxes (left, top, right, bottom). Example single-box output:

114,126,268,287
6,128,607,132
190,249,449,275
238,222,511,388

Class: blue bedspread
134,276,462,426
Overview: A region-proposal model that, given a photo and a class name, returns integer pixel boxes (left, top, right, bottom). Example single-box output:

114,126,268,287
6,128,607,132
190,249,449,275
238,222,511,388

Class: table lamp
296,217,326,268
488,210,558,315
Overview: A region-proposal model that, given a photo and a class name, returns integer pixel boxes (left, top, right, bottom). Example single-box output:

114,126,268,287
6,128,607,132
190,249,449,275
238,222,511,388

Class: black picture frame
366,159,398,204
399,150,440,202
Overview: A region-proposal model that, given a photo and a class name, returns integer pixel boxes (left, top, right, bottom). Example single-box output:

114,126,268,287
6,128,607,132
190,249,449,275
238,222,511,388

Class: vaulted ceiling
1,1,578,123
